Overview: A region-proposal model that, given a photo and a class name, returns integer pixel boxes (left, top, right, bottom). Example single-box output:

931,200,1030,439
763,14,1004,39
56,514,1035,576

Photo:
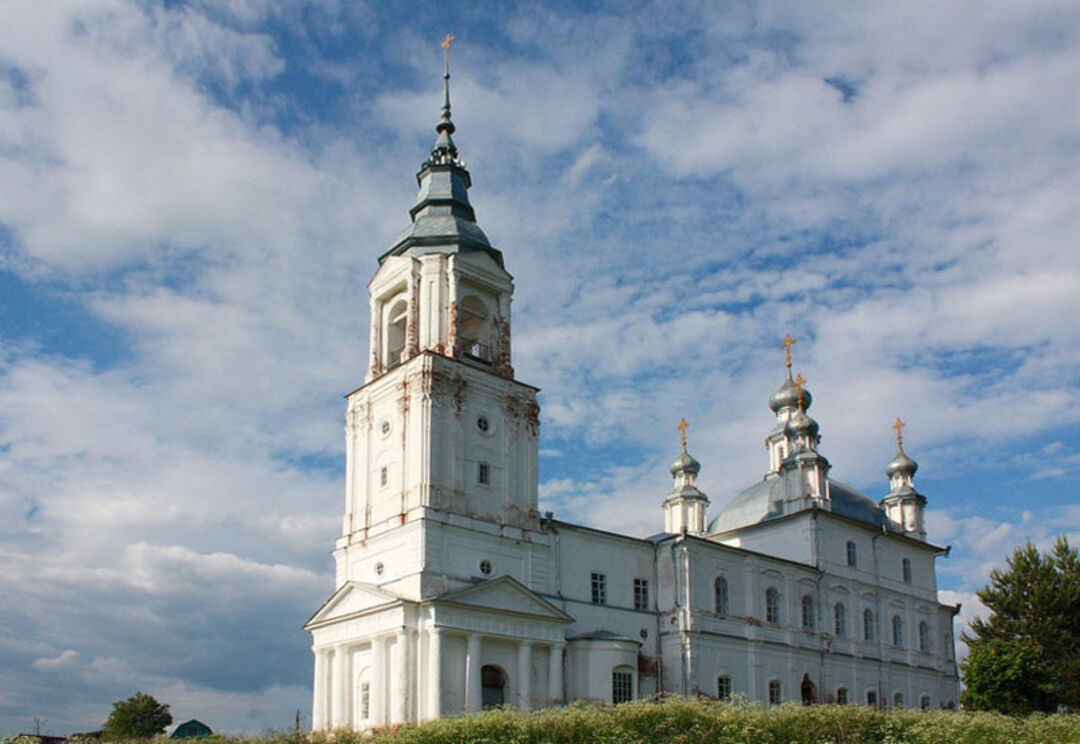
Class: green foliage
102,691,173,740
77,698,1080,744
961,536,1080,713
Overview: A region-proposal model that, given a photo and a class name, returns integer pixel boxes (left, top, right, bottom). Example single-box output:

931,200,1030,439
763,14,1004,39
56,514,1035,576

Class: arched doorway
481,665,506,708
800,673,817,705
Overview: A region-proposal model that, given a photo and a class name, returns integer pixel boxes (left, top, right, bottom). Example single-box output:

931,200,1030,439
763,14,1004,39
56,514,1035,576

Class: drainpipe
872,524,886,708
812,506,826,702
653,539,663,696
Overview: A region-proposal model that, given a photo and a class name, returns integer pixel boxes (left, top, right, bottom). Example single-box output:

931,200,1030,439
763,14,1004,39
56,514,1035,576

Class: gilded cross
793,374,807,410
442,34,455,50
892,416,906,451
677,418,690,452
781,334,798,373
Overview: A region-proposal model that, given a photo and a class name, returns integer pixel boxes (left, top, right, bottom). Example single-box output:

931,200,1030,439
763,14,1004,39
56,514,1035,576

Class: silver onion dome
784,408,820,440
886,450,918,478
769,377,812,413
670,450,701,477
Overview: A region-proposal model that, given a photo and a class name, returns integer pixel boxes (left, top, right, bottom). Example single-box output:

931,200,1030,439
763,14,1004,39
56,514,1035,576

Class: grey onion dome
784,408,819,440
769,377,812,413
885,449,918,478
670,450,701,477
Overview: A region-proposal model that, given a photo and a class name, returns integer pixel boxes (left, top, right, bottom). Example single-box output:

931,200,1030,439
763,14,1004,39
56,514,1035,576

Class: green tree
961,536,1080,713
102,691,172,739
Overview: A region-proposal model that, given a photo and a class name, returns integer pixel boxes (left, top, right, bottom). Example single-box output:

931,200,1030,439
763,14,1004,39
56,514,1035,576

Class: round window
479,559,493,576
374,562,384,576
476,416,490,433
640,628,649,639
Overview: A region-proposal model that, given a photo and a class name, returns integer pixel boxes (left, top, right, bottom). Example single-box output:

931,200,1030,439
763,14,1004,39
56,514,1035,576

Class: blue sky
2,0,1079,735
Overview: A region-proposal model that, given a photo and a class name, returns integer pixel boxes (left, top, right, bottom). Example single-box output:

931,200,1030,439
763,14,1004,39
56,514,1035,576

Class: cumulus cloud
1,0,1079,734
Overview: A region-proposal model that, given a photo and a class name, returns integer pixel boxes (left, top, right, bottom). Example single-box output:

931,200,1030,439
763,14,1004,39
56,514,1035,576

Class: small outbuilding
170,720,212,739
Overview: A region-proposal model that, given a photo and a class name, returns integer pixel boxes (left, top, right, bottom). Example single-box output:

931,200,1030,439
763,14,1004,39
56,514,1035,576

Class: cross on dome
781,334,798,378
892,416,906,452
677,417,690,452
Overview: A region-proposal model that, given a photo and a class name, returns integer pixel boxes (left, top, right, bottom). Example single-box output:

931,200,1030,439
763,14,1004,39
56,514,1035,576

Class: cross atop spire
892,416,906,452
677,418,690,452
781,334,798,379
428,34,460,166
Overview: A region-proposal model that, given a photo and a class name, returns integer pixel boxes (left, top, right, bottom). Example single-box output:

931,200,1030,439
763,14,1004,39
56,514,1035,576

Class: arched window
892,615,904,647
481,665,506,708
920,694,931,710
768,680,783,705
836,687,848,705
867,689,878,709
714,576,729,616
893,692,904,708
765,587,780,625
386,296,408,367
846,541,857,567
863,609,875,641
918,621,930,652
834,602,847,637
902,558,912,583
801,595,815,630
459,295,492,363
612,665,634,704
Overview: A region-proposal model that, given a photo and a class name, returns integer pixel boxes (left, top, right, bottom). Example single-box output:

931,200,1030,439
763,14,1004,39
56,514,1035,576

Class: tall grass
9,698,1080,744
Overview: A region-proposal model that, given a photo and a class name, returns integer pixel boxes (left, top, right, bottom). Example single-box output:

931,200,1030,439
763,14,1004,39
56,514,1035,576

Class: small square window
591,572,607,605
478,461,490,485
633,578,649,610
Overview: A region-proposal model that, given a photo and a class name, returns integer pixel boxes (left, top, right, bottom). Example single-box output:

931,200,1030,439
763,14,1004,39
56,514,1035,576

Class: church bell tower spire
336,37,540,595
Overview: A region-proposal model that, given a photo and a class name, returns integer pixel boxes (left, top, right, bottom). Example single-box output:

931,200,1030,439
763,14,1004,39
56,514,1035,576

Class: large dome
708,478,892,534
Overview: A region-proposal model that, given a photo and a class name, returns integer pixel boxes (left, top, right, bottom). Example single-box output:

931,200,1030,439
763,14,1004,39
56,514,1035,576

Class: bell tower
333,40,540,598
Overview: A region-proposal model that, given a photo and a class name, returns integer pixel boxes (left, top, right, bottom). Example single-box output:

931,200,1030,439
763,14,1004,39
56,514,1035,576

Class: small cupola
880,417,927,540
663,418,710,535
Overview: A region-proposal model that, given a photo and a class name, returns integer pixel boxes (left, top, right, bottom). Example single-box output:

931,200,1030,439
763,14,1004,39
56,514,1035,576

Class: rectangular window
902,558,912,583
379,466,388,488
768,680,783,705
717,675,732,701
633,578,649,611
846,541,857,567
360,682,370,719
612,669,633,704
836,687,848,705
591,572,607,605
478,461,490,485
867,690,878,708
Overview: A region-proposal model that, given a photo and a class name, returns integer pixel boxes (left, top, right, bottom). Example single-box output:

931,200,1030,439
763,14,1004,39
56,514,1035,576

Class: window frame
801,594,815,630
863,608,875,642
892,615,904,647
633,577,649,611
477,460,491,486
714,575,729,617
765,587,781,625
591,572,607,605
612,667,634,704
846,540,858,567
768,680,783,706
717,675,732,701
902,557,912,584
834,602,847,637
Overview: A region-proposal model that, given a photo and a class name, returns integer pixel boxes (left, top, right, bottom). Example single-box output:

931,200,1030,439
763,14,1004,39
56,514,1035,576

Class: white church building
305,59,960,730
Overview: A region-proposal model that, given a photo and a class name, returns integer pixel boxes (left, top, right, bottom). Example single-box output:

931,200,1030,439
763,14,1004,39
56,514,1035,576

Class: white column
517,642,532,709
312,647,327,730
427,627,442,720
548,643,564,705
466,633,483,712
371,635,386,726
395,628,410,723
330,645,346,728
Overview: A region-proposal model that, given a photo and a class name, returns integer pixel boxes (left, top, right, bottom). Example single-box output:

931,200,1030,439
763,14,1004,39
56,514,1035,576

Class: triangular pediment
436,576,573,623
304,581,402,628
